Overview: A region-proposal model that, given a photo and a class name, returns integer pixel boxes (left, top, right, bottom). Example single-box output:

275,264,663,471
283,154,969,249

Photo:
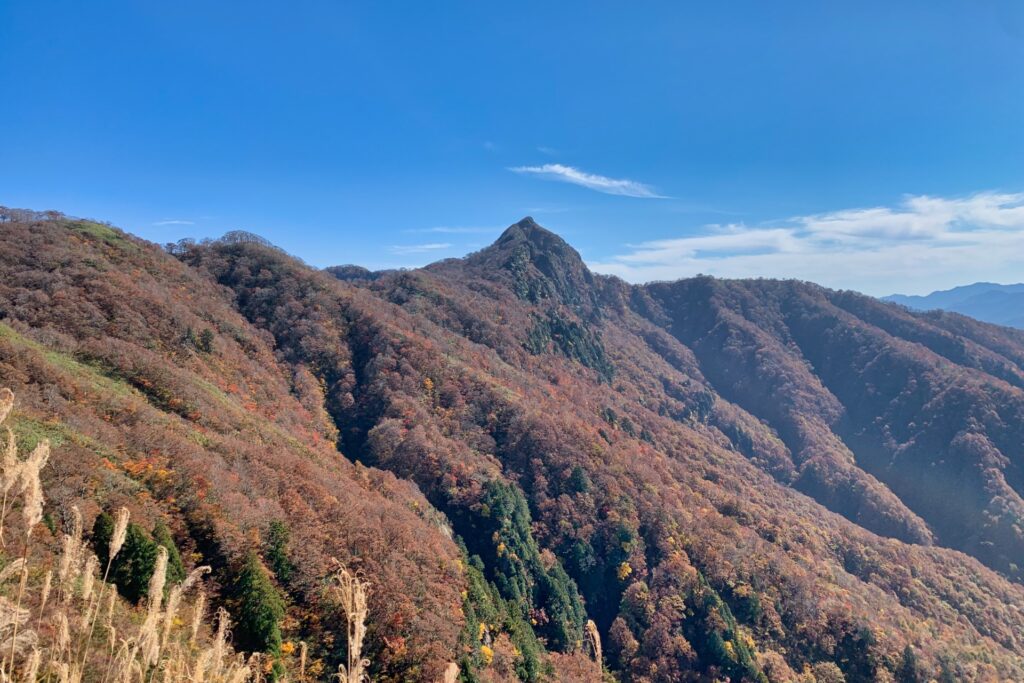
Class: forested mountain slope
0,211,466,680
642,277,1024,581
3,210,1024,681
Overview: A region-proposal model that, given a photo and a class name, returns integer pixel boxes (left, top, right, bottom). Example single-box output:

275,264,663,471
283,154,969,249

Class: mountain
0,212,464,680
885,282,1024,329
3,210,1024,681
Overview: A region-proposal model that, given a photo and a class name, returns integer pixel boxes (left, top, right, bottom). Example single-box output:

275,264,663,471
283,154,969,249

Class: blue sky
1,1,1023,295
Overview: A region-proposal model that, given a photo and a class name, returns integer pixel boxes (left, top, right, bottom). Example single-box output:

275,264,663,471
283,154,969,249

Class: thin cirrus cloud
510,163,667,199
588,191,1024,297
389,242,453,255
153,219,195,226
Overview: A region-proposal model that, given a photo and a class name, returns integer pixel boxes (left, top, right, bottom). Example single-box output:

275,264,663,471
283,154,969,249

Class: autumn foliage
3,209,1024,681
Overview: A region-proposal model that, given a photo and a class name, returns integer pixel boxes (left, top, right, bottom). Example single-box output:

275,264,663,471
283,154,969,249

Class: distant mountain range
885,282,1024,329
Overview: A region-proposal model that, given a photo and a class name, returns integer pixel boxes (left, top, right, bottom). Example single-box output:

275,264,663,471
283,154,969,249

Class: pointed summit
493,217,578,258
471,217,596,307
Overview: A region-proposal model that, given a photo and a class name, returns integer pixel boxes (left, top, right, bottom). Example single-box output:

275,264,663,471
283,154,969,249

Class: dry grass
584,619,601,674
329,565,369,683
0,389,271,682
0,387,470,682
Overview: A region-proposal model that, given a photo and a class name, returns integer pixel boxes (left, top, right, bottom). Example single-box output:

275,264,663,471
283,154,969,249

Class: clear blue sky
2,1,1023,294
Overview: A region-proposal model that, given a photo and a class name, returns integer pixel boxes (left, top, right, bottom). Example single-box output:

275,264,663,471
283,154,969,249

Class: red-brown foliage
4,212,1024,681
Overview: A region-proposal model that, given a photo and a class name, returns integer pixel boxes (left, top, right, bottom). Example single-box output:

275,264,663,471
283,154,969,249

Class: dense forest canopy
2,211,1024,681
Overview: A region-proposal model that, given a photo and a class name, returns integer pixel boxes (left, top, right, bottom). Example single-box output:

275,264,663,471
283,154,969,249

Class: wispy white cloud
153,219,195,226
389,242,453,255
510,163,666,199
589,191,1024,296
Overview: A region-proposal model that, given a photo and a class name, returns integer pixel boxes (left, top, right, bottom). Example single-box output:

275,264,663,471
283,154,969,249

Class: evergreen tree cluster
472,481,587,652
92,513,186,602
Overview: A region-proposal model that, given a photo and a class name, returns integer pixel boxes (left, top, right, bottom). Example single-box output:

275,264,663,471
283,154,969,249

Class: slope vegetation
0,211,465,680
4,210,1024,681
181,218,1024,681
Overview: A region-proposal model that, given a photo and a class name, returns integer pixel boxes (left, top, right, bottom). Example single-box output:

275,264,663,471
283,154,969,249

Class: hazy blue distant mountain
885,282,1024,329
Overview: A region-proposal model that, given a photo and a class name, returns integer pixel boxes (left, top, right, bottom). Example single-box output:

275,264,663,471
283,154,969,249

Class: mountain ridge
3,210,1024,681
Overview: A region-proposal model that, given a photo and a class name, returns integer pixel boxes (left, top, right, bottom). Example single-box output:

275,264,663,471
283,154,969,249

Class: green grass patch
9,415,68,452
70,221,123,243
67,220,139,253
0,324,134,399
8,413,122,464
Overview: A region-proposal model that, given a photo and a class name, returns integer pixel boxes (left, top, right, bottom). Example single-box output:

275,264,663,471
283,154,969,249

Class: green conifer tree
110,523,158,603
265,520,295,584
152,520,186,586
233,551,286,656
